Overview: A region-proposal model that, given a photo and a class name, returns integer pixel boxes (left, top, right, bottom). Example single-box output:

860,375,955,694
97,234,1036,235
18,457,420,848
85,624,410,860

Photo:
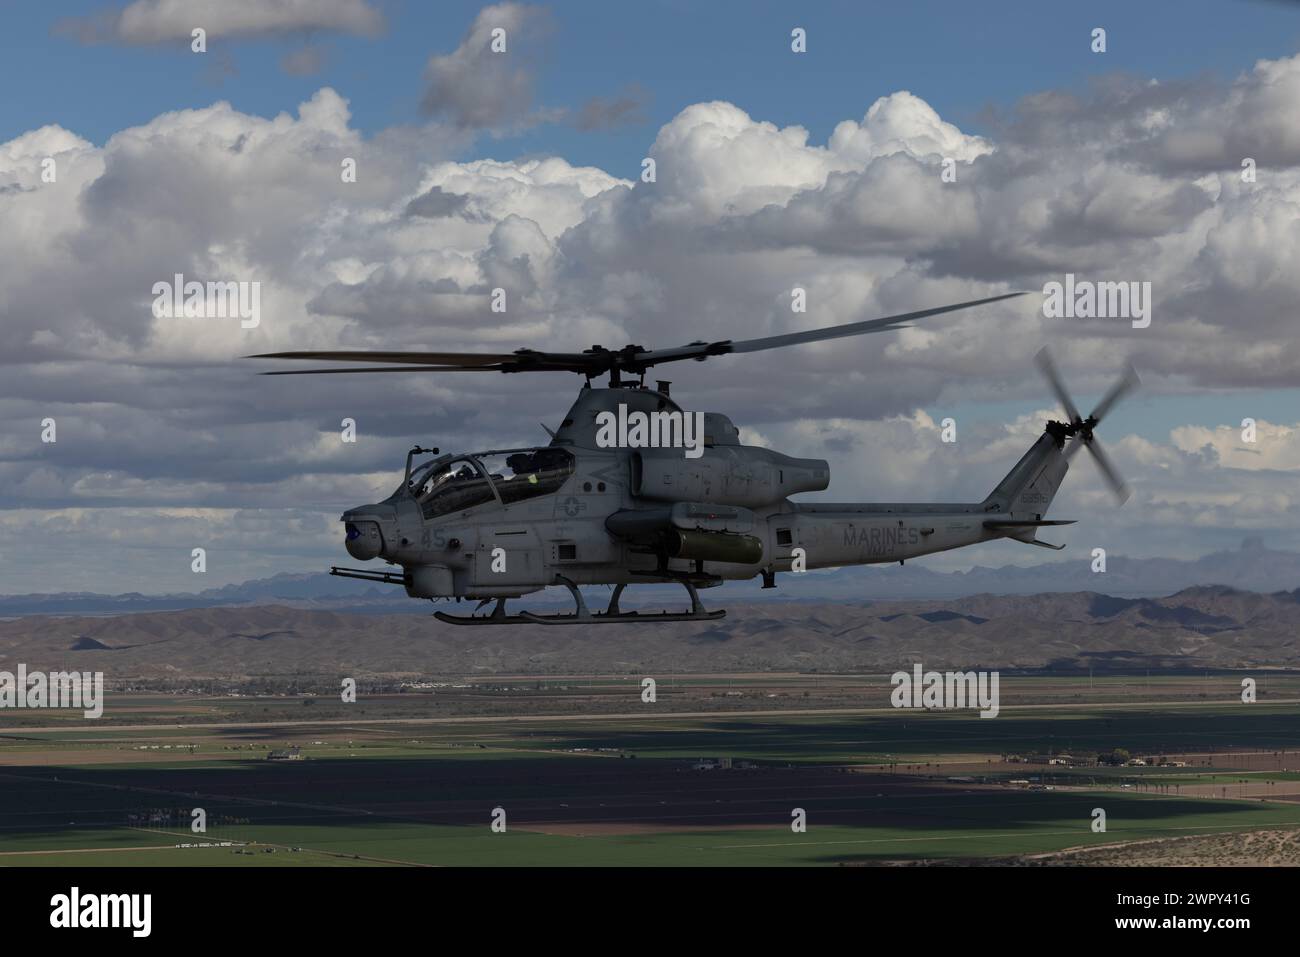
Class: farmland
2,674,1298,866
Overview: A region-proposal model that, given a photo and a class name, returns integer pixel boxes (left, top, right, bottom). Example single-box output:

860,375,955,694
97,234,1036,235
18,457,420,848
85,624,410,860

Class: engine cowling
631,447,828,508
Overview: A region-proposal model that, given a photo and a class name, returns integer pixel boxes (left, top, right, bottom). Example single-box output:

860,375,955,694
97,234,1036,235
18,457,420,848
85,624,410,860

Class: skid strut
434,576,725,626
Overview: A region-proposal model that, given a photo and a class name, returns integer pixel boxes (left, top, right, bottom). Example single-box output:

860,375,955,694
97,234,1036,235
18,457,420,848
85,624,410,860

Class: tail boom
771,431,1076,569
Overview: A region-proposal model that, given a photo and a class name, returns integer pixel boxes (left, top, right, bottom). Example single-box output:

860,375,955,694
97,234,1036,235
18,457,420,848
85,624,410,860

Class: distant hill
786,536,1299,600
0,538,1293,617
0,572,399,617
2,585,1297,678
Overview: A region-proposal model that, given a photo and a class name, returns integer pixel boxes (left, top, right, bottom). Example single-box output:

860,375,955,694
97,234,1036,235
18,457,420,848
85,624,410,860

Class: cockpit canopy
403,447,575,519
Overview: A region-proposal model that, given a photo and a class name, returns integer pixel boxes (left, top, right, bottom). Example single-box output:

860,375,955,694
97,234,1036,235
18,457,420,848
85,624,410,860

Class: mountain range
2,538,1293,617
2,584,1297,678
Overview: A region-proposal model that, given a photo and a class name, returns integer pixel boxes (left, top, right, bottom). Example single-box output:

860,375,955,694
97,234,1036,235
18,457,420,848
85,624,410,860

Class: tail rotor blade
1086,438,1131,505
1090,362,1141,424
1038,350,1138,505
1034,347,1081,423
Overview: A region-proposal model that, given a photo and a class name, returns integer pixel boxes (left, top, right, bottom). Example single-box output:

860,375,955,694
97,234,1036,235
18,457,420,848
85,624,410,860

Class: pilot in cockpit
505,452,540,485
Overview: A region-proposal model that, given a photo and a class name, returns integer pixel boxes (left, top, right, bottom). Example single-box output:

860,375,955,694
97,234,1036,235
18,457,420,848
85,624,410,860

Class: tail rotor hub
1035,347,1139,504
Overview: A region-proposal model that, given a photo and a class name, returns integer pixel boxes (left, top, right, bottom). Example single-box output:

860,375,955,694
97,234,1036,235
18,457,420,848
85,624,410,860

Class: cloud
829,91,992,164
573,85,650,131
419,2,552,130
9,51,1300,588
404,185,473,219
640,100,847,220
1170,419,1300,470
56,0,384,45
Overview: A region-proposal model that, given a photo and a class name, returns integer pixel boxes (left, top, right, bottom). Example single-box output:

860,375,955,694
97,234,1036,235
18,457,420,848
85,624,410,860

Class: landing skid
433,599,536,626
433,578,725,626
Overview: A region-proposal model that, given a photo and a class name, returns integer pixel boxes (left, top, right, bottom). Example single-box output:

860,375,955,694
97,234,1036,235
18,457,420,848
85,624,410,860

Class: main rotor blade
1090,362,1141,424
1085,437,1131,505
248,348,604,375
248,291,1026,377
697,291,1027,359
248,350,518,366
1034,347,1081,424
258,365,503,375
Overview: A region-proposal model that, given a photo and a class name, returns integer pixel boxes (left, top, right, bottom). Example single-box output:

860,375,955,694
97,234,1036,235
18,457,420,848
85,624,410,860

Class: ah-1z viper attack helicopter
253,292,1138,625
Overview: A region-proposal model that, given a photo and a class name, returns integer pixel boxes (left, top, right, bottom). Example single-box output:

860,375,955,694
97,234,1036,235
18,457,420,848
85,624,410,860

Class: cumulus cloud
829,91,992,164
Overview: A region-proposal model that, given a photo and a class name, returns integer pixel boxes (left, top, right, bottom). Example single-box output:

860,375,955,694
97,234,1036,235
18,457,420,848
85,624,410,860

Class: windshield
406,455,451,496
413,457,496,519
406,448,575,520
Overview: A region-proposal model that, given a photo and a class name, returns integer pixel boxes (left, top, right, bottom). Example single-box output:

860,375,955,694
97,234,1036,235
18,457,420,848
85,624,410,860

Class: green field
6,787,1298,867
2,688,1298,865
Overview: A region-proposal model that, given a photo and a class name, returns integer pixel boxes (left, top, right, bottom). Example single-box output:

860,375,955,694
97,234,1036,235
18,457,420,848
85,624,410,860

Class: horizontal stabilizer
983,518,1076,528
1024,538,1067,550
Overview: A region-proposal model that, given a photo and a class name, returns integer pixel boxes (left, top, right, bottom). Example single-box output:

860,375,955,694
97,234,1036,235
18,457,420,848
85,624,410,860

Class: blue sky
9,0,1300,172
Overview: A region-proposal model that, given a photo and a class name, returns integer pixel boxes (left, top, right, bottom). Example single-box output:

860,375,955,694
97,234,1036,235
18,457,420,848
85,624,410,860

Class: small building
267,747,303,761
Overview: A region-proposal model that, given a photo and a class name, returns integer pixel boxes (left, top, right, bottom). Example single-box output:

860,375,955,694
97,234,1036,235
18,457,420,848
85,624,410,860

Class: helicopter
251,291,1138,625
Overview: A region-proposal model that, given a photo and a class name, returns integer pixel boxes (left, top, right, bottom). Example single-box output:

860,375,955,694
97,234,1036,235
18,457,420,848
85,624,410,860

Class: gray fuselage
339,386,1066,601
